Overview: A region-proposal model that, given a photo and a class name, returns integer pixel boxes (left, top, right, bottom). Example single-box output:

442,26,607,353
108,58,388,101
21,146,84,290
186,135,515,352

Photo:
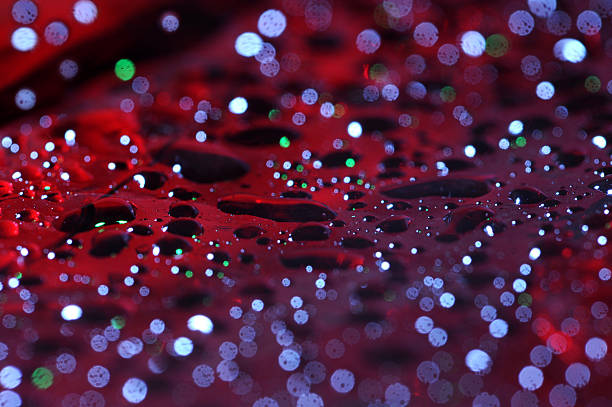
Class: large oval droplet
218,194,336,222
57,198,136,233
156,141,249,183
382,179,490,199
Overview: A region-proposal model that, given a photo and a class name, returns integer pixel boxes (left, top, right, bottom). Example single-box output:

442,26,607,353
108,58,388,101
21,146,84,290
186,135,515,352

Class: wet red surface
0,0,611,406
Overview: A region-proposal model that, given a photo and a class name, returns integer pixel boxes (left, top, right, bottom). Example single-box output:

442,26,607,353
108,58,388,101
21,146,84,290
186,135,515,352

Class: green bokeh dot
440,86,456,103
115,59,135,81
279,136,290,148
585,75,601,93
32,367,53,389
486,34,509,58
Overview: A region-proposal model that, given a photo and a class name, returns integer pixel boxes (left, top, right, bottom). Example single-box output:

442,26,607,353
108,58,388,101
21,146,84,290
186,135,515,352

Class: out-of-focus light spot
528,0,557,18
15,88,36,110
585,337,607,361
485,34,509,57
554,38,586,63
489,319,508,338
229,97,248,114
383,0,413,18
576,10,602,35
382,84,399,101
597,235,607,246
12,0,37,24
174,337,193,356
320,102,334,118
592,135,606,149
508,10,535,36
508,120,524,135
536,81,555,100
499,138,510,150
464,145,476,158
465,349,492,373
518,365,543,390
115,59,135,81
44,21,69,46
585,75,601,93
73,1,98,24
122,377,147,403
11,27,37,51
462,255,472,265
460,31,486,57
356,29,381,54
413,22,438,47
59,59,78,79
257,9,286,37
437,43,459,66
301,88,318,105
187,314,213,334
161,12,179,32
61,304,82,321
529,247,541,260
235,32,263,57
347,122,362,138
31,367,53,389
0,366,22,389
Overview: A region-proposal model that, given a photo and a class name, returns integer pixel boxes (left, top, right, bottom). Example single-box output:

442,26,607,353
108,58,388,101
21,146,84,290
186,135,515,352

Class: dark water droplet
209,251,230,264
347,202,367,211
133,171,167,190
581,197,612,229
341,237,374,249
532,239,569,258
169,188,201,201
90,231,130,257
448,207,495,234
388,201,412,210
169,203,199,218
165,219,203,237
280,249,363,269
281,191,312,199
380,156,406,169
321,150,359,168
239,253,254,264
344,191,365,200
256,237,271,245
234,226,264,239
589,177,611,194
291,223,331,241
128,224,153,236
16,209,40,222
57,198,136,233
218,194,336,222
226,126,299,146
509,188,547,205
376,216,411,233
156,141,249,183
555,150,584,168
378,170,405,179
155,237,192,256
438,158,475,171
353,116,397,133
594,167,612,177
540,199,560,208
382,179,490,199
175,290,210,309
307,32,343,50
330,220,345,227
